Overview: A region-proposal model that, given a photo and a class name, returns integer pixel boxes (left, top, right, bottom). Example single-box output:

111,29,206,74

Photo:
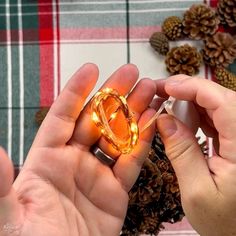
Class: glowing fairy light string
91,88,139,154
91,88,176,154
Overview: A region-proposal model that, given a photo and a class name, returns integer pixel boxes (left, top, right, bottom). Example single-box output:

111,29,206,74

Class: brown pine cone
217,0,236,27
151,134,184,224
149,32,169,55
138,210,163,235
183,4,220,39
162,16,183,40
121,205,163,236
215,67,236,91
202,32,236,68
128,158,163,206
165,44,202,76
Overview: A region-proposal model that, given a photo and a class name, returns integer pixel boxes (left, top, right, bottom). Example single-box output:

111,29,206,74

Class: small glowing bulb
131,122,138,133
132,134,138,145
104,88,112,93
95,100,100,107
109,112,117,121
92,112,99,122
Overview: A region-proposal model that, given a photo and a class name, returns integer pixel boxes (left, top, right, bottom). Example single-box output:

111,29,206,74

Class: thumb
0,147,14,197
0,147,21,231
157,114,215,196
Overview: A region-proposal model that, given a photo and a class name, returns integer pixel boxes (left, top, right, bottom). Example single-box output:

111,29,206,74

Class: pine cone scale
218,0,236,27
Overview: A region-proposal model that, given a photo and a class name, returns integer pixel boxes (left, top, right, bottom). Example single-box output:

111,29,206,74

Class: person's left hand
0,63,156,236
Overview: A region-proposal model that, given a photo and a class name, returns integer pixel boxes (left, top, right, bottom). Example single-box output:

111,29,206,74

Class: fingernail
166,80,182,86
166,76,189,86
157,115,177,138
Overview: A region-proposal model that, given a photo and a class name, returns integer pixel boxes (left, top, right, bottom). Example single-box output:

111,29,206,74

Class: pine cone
217,0,236,27
138,210,163,235
183,4,220,39
149,32,169,55
128,158,163,206
215,67,236,91
121,205,163,236
202,32,236,68
151,134,184,224
165,44,202,76
162,16,183,40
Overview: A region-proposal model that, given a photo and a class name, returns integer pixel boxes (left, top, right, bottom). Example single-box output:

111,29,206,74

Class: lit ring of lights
91,88,139,154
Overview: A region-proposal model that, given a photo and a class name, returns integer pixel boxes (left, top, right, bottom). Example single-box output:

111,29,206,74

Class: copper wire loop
90,88,139,154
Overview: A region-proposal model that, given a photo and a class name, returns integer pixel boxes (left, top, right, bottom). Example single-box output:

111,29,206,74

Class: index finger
163,75,236,111
33,63,99,147
163,75,236,160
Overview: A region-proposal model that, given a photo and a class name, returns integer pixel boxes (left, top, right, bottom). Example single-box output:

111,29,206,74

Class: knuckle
165,139,199,164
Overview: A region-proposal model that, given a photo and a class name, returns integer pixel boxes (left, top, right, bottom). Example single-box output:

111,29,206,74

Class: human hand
0,63,156,236
155,75,236,236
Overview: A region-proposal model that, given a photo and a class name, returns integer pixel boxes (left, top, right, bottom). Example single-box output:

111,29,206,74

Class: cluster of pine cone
121,134,184,236
149,1,236,91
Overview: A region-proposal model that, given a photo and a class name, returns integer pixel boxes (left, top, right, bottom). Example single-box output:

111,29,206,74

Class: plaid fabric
0,0,234,235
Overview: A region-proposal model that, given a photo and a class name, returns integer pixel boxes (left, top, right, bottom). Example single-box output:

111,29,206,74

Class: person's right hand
155,75,236,236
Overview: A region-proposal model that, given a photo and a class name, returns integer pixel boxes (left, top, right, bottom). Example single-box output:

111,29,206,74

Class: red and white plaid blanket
0,0,235,235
